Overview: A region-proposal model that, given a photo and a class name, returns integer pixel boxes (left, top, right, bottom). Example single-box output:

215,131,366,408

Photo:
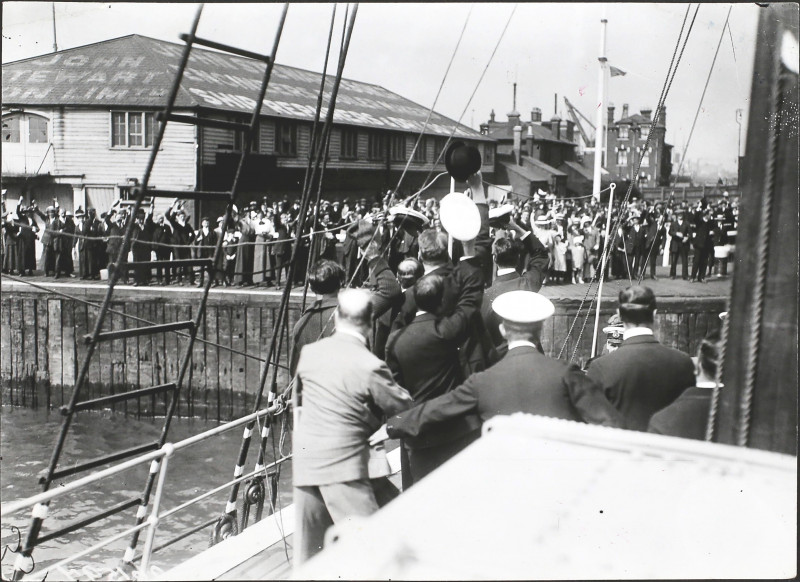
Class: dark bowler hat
444,140,482,182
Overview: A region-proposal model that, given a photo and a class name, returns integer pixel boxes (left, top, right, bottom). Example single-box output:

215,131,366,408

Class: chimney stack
550,115,561,140
641,106,652,121
526,125,534,156
607,103,615,127
513,125,522,165
622,103,629,119
531,107,542,123
490,109,496,123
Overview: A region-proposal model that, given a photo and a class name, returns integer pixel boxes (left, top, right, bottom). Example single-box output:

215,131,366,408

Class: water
0,406,293,580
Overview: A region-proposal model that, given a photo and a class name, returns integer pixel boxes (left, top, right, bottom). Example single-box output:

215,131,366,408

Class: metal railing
1,402,292,581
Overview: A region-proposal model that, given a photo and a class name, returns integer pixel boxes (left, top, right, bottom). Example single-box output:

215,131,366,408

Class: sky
2,2,761,173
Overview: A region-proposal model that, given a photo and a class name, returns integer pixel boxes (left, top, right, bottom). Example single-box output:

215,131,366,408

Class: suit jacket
290,296,337,375
385,275,483,449
668,220,691,253
386,345,622,440
481,271,540,356
293,332,413,486
586,334,696,431
647,386,712,441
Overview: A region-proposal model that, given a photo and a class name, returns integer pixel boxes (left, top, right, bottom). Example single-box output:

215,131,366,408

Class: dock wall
1,284,725,421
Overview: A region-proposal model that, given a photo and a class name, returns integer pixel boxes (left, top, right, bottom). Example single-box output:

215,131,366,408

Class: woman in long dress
252,211,273,286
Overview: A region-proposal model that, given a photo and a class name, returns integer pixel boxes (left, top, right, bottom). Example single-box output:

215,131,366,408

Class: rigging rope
556,4,700,361
637,5,732,286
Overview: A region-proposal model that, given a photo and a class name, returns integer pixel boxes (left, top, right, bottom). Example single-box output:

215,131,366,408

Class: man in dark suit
371,291,621,449
642,213,665,280
293,289,412,565
385,272,482,487
290,259,343,375
481,225,547,356
586,285,695,431
668,211,691,280
647,331,720,440
627,214,648,279
391,172,496,376
689,210,715,283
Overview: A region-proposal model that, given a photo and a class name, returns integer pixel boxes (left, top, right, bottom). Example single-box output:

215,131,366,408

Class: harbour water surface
0,406,293,580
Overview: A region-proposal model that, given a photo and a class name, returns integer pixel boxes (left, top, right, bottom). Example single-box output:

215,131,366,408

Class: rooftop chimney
622,103,629,119
607,103,615,126
513,125,522,165
490,109,496,123
531,107,542,123
526,124,534,156
508,83,521,126
641,106,652,121
550,115,561,140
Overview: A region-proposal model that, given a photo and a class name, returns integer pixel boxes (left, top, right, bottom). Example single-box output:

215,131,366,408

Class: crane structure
564,96,596,148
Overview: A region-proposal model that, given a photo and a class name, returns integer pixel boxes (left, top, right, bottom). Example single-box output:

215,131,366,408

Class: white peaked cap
492,290,555,323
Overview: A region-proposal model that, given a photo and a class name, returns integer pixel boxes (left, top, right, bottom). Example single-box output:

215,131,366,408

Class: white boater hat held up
439,191,480,241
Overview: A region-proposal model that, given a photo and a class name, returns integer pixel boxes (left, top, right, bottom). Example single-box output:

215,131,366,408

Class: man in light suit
586,285,695,431
293,289,412,566
371,291,621,449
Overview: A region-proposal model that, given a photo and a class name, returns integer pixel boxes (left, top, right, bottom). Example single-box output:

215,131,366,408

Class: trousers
294,478,379,566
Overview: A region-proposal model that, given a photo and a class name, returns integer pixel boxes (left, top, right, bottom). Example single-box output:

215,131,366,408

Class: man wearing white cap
371,291,621,447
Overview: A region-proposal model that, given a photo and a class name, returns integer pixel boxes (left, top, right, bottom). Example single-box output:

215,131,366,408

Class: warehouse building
2,35,495,220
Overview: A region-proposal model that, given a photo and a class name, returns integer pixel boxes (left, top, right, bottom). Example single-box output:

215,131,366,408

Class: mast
51,3,58,53
592,18,608,201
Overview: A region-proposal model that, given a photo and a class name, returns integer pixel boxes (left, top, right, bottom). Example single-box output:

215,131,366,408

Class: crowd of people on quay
288,168,727,564
1,184,737,288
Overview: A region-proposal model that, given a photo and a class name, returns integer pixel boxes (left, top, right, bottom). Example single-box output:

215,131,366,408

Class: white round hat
439,192,480,241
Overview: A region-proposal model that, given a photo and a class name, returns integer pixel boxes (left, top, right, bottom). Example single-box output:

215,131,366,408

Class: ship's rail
1,402,292,581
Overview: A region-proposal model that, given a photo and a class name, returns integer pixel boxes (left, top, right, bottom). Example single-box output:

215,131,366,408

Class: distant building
606,103,672,188
2,35,494,220
480,105,590,198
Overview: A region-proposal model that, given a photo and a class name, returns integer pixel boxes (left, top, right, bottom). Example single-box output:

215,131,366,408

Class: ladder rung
37,498,142,544
86,321,195,344
182,33,271,63
123,259,213,272
142,188,231,201
41,442,160,484
157,112,251,133
65,383,177,414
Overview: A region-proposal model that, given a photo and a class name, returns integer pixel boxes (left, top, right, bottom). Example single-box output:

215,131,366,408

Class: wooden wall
1,286,725,422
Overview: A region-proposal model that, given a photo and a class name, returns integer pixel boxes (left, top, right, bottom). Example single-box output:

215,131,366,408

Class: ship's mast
592,18,608,201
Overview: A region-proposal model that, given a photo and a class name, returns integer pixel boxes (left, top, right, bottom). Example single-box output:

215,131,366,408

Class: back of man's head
413,273,446,315
697,329,721,380
308,259,344,296
335,289,373,336
417,228,449,267
397,258,423,290
618,285,656,326
493,236,521,269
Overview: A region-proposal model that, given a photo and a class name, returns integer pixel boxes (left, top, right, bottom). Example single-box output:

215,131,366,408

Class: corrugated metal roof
2,35,490,140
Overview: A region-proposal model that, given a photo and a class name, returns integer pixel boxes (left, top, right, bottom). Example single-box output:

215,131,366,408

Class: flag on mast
610,65,627,77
